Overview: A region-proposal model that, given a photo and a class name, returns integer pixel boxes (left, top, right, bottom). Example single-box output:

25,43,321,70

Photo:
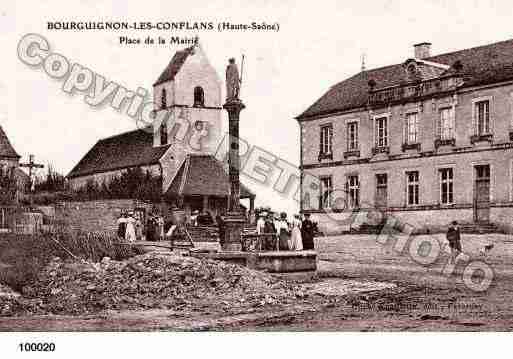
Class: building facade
297,39,513,233
68,42,254,218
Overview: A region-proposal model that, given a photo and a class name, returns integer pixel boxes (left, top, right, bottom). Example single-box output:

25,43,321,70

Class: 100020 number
19,342,55,352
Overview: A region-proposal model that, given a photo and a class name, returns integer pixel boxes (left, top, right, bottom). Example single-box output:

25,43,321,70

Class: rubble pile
2,253,308,316
0,283,20,299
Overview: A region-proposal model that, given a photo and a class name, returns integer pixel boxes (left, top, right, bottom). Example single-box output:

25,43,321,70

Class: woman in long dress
290,214,303,251
125,213,137,242
276,212,290,251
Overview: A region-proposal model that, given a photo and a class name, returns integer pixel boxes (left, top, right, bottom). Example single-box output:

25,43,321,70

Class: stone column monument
221,57,246,252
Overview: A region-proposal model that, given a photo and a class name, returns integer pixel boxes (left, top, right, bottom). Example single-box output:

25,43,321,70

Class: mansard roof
297,38,513,120
67,128,170,178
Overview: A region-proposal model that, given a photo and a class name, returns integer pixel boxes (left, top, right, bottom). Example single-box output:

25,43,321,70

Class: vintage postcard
1,0,512,357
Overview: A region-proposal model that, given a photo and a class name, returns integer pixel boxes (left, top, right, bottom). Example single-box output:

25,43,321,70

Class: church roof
153,46,195,86
166,154,255,198
297,38,513,119
67,128,170,178
0,125,20,159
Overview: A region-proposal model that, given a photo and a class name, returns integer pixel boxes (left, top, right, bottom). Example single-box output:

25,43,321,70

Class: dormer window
161,88,167,110
407,63,417,76
194,86,205,107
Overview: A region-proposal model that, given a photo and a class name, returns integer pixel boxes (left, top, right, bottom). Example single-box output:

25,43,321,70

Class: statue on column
226,58,241,102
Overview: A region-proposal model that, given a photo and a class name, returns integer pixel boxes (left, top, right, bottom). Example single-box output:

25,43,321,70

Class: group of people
117,211,165,242
256,211,316,251
116,211,141,242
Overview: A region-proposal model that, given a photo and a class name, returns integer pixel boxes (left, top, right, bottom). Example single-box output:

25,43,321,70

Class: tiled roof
166,154,255,198
153,46,195,86
67,128,170,178
297,39,513,119
0,125,20,159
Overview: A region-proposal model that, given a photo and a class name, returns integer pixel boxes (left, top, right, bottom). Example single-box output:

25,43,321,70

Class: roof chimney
414,42,431,59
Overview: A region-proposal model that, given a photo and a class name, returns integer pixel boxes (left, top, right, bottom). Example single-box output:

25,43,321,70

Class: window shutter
403,117,407,144
319,127,323,154
329,126,333,153
436,111,441,139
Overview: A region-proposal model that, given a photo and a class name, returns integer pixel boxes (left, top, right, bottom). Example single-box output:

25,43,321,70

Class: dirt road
236,234,513,331
2,233,513,331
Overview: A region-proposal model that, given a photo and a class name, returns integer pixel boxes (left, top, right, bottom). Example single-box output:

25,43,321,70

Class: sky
2,0,513,214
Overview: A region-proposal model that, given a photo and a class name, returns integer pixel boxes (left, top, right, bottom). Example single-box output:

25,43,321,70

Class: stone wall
54,199,153,233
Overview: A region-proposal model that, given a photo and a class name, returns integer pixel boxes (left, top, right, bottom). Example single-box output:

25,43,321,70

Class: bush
0,231,140,291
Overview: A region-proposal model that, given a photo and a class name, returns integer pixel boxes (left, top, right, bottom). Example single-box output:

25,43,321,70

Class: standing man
263,212,277,250
146,214,155,242
446,220,462,264
117,212,127,240
301,213,315,250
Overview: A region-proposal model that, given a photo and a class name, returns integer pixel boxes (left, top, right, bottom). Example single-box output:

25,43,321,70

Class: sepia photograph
1,0,513,356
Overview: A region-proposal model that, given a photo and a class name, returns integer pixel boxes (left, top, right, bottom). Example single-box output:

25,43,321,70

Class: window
375,174,387,207
319,176,333,209
346,175,360,208
438,107,455,140
375,117,388,147
475,100,490,135
161,88,167,109
320,124,333,155
0,208,8,231
404,112,419,144
347,121,359,150
476,164,490,180
406,171,419,206
160,121,168,146
194,86,205,107
439,168,454,205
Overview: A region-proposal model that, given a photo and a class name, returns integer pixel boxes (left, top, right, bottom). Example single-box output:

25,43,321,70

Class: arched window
160,121,168,146
161,88,167,109
194,86,204,107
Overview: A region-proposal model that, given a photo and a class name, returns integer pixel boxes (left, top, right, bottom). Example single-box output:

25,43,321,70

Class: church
0,125,30,205
67,42,255,217
0,125,20,169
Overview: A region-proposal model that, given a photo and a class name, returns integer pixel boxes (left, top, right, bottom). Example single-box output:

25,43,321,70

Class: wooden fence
0,206,44,235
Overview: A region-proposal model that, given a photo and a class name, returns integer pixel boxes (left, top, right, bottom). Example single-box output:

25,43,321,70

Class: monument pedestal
220,212,245,252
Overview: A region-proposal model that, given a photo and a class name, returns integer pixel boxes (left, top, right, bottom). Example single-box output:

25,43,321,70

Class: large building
296,39,513,233
0,125,21,169
67,42,255,217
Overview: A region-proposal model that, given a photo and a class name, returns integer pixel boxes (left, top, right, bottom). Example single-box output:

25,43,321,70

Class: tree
34,164,67,192
73,167,163,202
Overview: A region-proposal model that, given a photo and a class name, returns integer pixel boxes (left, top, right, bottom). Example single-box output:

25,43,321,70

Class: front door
474,165,490,223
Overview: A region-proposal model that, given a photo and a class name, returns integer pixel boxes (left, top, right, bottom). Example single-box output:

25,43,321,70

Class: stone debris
1,253,308,316
0,283,20,299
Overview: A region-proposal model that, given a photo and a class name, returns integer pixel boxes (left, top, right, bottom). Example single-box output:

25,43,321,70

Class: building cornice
301,141,513,170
